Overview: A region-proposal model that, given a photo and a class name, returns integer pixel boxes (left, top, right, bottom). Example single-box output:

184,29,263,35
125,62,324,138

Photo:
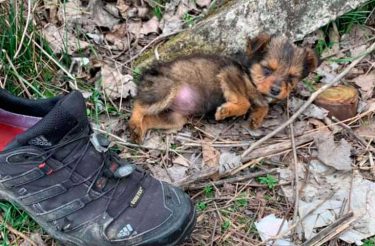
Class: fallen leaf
101,64,137,100
149,166,171,183
314,133,352,171
57,0,83,23
167,165,188,183
196,0,211,8
355,120,375,139
160,15,183,35
219,152,241,174
116,0,130,19
44,0,59,24
128,20,142,37
89,0,120,29
173,155,190,167
105,24,128,50
42,24,90,54
140,16,160,35
201,139,220,167
289,98,329,120
353,71,375,100
20,233,46,246
255,214,293,246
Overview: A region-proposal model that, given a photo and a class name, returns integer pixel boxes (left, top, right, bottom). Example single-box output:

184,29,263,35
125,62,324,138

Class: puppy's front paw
215,106,229,121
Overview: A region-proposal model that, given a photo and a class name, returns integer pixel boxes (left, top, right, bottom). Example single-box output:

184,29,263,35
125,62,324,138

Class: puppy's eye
262,67,272,76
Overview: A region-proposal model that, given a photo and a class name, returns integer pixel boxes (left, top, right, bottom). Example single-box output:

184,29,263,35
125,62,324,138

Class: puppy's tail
136,67,176,114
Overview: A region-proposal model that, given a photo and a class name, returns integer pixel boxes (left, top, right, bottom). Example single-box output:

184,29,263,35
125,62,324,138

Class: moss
133,31,225,68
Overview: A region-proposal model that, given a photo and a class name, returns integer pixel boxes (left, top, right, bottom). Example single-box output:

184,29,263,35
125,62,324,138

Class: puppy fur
129,33,319,143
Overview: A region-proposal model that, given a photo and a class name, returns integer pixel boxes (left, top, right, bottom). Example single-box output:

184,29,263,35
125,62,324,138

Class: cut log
314,85,359,121
134,0,369,68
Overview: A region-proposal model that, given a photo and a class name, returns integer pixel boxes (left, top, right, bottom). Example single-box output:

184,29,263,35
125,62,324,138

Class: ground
0,0,375,245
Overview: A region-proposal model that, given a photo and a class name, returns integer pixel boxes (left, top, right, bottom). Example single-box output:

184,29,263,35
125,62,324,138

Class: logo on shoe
117,224,136,238
28,135,52,147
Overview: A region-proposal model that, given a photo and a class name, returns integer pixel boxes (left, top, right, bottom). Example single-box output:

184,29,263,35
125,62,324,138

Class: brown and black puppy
129,33,319,143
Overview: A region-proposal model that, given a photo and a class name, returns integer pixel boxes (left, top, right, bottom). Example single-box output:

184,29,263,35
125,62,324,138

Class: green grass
315,0,375,56
0,202,40,245
0,2,64,98
364,237,375,246
335,0,375,34
257,175,278,190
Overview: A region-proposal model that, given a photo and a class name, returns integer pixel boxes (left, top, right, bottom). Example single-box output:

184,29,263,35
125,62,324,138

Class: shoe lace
28,130,148,218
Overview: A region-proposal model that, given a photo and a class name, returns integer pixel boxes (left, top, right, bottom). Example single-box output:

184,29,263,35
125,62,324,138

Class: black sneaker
0,89,196,245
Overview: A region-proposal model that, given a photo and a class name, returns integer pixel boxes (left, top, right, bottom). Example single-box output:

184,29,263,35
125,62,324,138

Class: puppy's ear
246,33,272,58
302,48,320,77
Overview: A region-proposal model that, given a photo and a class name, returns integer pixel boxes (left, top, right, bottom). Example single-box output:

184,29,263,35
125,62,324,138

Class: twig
265,191,336,246
331,116,375,152
288,98,300,231
13,0,32,59
210,217,218,246
302,211,355,246
182,169,277,190
0,215,37,246
241,41,375,159
124,30,185,64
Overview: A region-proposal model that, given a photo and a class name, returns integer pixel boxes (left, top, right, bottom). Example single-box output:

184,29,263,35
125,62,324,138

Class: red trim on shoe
0,123,24,151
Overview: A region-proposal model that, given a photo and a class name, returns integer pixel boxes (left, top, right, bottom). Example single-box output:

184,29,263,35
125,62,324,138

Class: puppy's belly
170,85,222,116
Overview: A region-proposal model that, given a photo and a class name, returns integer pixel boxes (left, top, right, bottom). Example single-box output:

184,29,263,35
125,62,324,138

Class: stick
241,41,375,159
302,212,355,246
182,169,277,190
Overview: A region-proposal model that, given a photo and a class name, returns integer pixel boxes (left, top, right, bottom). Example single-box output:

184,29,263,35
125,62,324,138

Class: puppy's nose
270,86,281,96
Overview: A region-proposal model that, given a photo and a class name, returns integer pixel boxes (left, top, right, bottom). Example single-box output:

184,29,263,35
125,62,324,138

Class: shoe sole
0,189,196,246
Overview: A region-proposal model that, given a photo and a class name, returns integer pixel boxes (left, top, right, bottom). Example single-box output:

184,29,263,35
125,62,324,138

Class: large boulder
134,0,368,67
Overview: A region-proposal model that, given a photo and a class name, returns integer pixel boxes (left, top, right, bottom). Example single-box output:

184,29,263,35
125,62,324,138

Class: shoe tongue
16,91,88,147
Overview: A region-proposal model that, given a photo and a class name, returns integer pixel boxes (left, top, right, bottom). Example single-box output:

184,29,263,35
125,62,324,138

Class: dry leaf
196,0,211,8
167,165,188,183
149,166,171,183
128,20,142,37
89,0,120,28
101,65,137,100
355,120,375,139
116,0,130,19
173,155,190,167
57,0,83,23
219,152,241,174
105,24,128,50
42,24,90,54
353,71,375,100
202,139,219,167
44,0,59,24
20,233,46,246
140,16,160,35
289,98,329,120
314,133,352,171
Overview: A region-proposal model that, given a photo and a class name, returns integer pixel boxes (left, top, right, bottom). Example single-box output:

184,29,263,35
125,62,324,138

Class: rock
134,0,368,67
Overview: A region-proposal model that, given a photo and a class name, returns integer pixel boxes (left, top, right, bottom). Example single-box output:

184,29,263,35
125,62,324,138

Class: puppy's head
247,33,319,100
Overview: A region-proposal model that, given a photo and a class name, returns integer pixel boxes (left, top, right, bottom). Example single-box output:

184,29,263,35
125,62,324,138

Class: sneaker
0,89,196,245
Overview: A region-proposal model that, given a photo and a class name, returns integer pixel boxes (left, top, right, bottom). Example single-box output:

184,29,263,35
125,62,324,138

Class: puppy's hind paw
215,106,229,121
129,123,145,144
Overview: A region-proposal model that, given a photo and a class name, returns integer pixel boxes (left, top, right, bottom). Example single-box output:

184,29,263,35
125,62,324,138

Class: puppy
129,33,319,143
